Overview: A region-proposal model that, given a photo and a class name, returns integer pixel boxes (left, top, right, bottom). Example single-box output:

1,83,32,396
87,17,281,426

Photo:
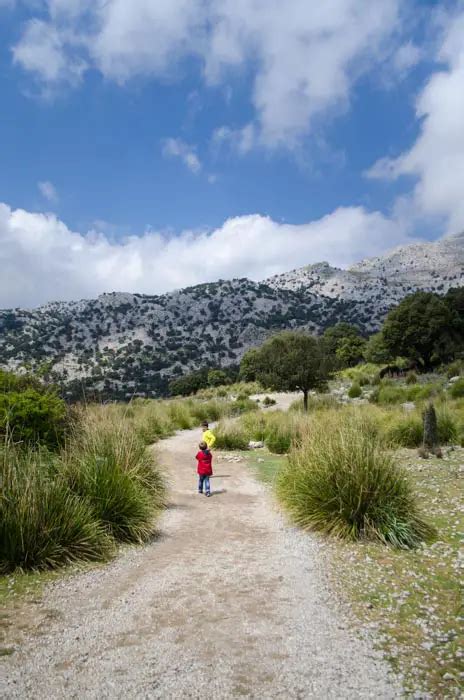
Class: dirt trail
1,419,402,699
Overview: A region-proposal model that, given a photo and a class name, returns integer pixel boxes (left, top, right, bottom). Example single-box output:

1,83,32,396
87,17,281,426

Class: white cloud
212,124,256,154
38,180,59,203
0,201,413,308
366,10,464,234
162,138,201,173
12,0,407,146
12,19,87,88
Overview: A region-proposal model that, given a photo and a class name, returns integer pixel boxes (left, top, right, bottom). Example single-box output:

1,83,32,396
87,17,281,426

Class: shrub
232,398,260,415
449,378,464,399
385,407,458,447
263,396,277,407
167,401,195,430
348,383,362,399
445,360,463,378
0,388,68,449
406,371,418,385
265,428,292,454
214,422,249,450
64,421,165,543
277,413,434,548
387,414,423,447
0,445,112,573
437,408,458,444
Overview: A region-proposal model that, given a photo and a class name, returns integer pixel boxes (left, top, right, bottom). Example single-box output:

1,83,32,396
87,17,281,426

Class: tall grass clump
0,443,112,573
348,382,362,399
277,412,434,548
449,378,464,399
64,418,166,543
214,421,250,450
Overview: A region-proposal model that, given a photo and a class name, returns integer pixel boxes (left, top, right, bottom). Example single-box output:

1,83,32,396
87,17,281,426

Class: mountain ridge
1,232,463,399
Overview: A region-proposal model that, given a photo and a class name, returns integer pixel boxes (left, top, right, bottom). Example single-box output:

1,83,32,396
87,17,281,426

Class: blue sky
1,1,463,307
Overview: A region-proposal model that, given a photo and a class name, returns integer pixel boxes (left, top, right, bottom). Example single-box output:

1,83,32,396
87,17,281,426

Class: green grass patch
277,411,434,548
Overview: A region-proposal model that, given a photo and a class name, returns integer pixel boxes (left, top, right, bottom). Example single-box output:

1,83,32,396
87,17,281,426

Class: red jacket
196,449,213,476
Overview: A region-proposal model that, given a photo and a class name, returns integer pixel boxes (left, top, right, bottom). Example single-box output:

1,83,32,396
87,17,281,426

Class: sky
1,0,463,308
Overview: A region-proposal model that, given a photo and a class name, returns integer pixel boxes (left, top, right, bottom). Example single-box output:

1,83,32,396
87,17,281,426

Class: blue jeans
198,475,210,494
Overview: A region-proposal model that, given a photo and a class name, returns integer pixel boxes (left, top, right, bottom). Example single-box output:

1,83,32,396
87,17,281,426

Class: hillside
1,233,463,399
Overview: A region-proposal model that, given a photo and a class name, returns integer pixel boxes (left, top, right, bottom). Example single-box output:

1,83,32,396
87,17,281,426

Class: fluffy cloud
0,202,412,308
162,138,201,173
366,10,464,233
38,180,59,203
12,0,408,147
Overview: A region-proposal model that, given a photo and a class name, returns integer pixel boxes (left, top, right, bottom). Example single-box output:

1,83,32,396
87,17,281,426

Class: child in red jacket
196,441,213,497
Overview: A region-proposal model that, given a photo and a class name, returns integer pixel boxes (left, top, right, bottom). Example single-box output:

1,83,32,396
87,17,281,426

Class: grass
325,448,464,697
215,410,305,454
0,444,113,573
276,411,434,548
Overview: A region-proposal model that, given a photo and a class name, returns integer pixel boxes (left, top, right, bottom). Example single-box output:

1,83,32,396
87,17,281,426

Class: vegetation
0,370,68,449
381,290,464,371
347,382,362,399
241,331,333,411
327,449,464,697
322,323,366,368
0,443,113,573
276,412,434,548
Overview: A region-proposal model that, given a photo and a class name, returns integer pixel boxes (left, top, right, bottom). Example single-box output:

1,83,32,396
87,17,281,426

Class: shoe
205,492,211,497
198,491,203,495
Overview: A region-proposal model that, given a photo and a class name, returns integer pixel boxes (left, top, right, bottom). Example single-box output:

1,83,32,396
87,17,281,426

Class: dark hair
201,420,209,427
199,441,208,450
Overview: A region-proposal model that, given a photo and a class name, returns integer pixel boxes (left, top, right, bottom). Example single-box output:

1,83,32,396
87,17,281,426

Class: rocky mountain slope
1,232,463,399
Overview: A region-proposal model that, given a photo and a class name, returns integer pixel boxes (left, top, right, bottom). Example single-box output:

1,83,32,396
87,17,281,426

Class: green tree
240,331,332,411
335,336,367,367
207,369,231,387
168,369,208,396
382,292,461,371
363,332,392,364
322,323,366,368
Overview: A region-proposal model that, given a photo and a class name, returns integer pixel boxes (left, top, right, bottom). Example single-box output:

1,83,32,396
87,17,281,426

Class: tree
207,369,231,387
240,331,332,411
335,336,367,367
168,369,208,396
363,332,392,364
382,292,461,371
322,323,366,368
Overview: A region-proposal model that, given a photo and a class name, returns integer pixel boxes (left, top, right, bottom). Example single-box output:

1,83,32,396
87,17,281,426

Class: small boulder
248,440,264,449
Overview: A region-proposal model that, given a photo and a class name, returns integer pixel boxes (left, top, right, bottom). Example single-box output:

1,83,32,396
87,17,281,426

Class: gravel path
1,426,403,699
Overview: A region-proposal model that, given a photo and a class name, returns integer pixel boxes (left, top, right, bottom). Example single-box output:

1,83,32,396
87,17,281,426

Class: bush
0,445,112,573
348,383,362,399
277,413,434,548
65,421,165,543
265,428,292,454
406,371,418,385
214,422,249,450
449,378,464,399
0,387,68,449
263,396,277,407
387,414,423,447
445,360,463,379
437,408,459,444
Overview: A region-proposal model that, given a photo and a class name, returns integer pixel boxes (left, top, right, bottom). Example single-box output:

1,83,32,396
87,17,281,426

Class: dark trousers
198,475,210,494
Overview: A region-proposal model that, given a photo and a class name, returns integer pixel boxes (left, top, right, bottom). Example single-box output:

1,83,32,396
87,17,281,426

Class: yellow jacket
202,428,216,449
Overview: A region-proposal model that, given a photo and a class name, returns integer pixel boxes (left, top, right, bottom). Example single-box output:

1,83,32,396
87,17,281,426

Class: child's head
201,420,209,429
199,441,208,450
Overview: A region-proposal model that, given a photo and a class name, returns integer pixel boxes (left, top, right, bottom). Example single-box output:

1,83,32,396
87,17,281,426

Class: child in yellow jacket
201,420,216,449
